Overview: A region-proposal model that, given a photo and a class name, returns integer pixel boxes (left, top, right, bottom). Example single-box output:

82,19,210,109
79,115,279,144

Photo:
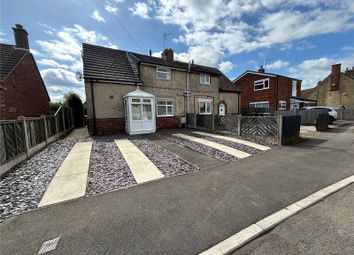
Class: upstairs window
157,99,174,117
254,78,269,91
156,67,171,80
292,80,297,96
200,74,211,84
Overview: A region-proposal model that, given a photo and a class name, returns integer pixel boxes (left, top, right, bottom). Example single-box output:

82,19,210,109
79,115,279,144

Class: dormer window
200,74,210,84
254,78,269,91
156,67,171,80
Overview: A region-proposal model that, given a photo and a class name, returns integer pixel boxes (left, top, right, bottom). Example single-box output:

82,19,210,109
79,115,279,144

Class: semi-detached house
82,44,240,135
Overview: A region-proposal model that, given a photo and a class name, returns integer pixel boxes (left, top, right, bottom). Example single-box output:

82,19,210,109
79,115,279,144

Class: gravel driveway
0,139,76,220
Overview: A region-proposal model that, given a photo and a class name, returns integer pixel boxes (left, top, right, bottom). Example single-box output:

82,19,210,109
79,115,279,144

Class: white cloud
105,1,118,13
129,2,151,19
146,0,354,68
288,52,354,89
266,60,290,70
91,10,106,22
0,30,8,43
36,24,117,101
218,61,234,73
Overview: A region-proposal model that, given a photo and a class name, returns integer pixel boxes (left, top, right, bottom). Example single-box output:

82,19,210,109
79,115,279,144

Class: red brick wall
88,118,125,135
1,53,50,120
234,74,277,109
234,73,302,110
156,116,180,129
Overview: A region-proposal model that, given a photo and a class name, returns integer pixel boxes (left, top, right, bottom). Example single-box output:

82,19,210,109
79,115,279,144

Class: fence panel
196,114,213,129
240,116,278,137
214,114,238,133
337,109,354,120
26,118,46,148
186,113,195,128
0,120,25,164
57,109,64,133
46,116,57,137
274,109,328,124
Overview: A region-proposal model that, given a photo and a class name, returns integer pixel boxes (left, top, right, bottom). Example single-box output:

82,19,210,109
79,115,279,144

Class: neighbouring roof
301,88,315,99
290,96,317,102
233,70,302,83
82,43,222,84
219,74,240,93
0,43,28,81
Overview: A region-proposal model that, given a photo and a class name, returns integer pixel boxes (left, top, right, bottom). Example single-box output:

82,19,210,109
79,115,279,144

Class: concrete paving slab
38,142,92,207
173,133,251,158
115,139,164,183
193,131,270,151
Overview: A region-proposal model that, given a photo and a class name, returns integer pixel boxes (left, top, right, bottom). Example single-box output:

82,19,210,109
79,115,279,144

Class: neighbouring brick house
233,66,305,111
0,24,50,120
82,44,240,135
301,64,354,109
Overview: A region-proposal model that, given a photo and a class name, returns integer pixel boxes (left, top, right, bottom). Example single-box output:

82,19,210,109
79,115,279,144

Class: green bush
64,92,84,128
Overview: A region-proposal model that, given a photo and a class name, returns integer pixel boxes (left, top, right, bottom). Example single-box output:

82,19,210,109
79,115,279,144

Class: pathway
38,142,92,207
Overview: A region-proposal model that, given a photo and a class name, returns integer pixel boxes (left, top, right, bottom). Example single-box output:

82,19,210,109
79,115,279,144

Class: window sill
254,87,269,91
157,115,174,117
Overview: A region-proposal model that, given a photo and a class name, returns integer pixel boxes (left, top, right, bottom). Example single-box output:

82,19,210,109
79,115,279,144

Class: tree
64,92,84,128
49,102,62,114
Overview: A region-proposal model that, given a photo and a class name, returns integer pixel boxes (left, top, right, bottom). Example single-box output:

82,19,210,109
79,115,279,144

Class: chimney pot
258,65,265,73
161,48,174,61
12,24,29,50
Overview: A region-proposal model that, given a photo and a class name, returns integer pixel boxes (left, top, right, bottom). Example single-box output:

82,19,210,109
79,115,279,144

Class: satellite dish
75,71,83,81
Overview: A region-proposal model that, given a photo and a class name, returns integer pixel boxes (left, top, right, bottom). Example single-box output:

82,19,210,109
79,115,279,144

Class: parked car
302,106,337,123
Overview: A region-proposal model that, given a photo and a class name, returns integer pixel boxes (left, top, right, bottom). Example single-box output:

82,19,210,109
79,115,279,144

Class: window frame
254,78,270,91
278,100,287,110
292,80,297,96
200,73,211,85
198,99,213,115
156,99,174,117
249,101,269,108
156,66,171,80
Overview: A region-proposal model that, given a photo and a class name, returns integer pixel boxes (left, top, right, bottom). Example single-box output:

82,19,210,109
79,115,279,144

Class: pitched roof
0,43,28,81
82,43,222,84
219,74,240,93
233,70,302,83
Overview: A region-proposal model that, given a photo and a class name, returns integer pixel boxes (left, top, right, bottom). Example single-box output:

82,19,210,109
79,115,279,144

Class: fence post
42,115,48,145
20,116,30,158
237,115,241,136
277,115,283,145
62,107,66,132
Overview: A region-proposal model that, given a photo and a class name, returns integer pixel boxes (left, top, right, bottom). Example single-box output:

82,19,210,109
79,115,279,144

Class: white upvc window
156,67,171,80
249,101,269,108
254,78,269,91
156,99,174,117
200,74,211,84
198,99,213,115
292,80,297,96
278,100,287,110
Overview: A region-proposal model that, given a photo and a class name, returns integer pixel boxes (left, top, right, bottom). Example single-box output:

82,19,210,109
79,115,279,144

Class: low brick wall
156,116,180,129
88,118,125,135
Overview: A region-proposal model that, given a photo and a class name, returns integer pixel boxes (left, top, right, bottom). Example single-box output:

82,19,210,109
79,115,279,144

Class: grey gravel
131,138,199,177
157,133,239,162
86,138,136,196
0,139,76,220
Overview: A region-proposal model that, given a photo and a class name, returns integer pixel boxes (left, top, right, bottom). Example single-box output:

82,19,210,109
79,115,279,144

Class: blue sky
1,0,354,102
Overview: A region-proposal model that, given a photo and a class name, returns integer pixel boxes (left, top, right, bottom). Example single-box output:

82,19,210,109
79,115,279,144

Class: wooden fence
336,109,354,120
273,109,328,125
187,113,282,144
0,106,74,175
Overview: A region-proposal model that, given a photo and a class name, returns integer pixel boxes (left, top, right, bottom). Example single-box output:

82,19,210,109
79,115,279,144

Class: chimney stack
161,48,174,61
330,63,341,91
258,65,265,73
12,24,29,50
344,66,354,76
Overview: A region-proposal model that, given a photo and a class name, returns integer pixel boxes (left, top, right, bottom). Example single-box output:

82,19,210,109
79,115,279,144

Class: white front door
130,98,155,134
219,103,225,116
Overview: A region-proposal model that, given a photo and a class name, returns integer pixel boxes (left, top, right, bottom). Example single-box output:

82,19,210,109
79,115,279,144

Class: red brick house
0,24,50,120
233,66,303,111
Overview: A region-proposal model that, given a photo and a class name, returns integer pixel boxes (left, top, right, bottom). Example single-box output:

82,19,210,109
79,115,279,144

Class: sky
1,0,354,102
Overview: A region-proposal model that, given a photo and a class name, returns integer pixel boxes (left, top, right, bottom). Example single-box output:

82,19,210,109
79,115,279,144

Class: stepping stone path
193,131,271,151
115,139,164,183
173,133,251,159
39,142,92,207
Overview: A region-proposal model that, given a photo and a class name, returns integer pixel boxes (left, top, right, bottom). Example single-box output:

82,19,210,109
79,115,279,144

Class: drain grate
38,237,60,254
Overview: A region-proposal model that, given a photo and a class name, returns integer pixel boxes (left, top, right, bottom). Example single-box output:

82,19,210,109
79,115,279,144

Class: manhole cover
38,237,60,254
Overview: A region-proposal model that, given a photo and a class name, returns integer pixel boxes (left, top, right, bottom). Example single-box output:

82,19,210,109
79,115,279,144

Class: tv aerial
75,71,83,81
